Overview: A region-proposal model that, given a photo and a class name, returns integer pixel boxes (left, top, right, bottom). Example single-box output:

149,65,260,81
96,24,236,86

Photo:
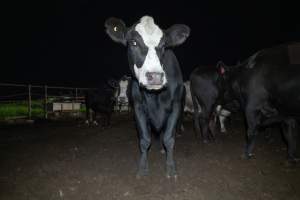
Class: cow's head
105,16,190,90
106,78,119,89
117,75,131,104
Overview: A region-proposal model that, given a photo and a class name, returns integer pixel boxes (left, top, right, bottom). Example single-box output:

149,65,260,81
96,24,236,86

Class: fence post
75,88,79,116
28,84,32,119
44,85,48,119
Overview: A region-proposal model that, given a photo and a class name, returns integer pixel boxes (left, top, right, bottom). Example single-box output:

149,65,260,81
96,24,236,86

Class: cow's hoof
202,139,210,144
136,169,149,179
242,153,255,160
166,174,178,181
166,165,177,179
288,157,300,164
220,129,227,133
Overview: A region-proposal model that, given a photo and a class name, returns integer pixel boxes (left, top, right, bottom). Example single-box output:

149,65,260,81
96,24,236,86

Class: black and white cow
115,75,131,112
189,65,233,143
184,81,231,134
105,16,190,177
85,79,118,127
219,43,300,162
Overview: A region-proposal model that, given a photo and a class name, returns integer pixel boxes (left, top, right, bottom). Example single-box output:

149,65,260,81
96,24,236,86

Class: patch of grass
0,100,86,119
0,101,44,119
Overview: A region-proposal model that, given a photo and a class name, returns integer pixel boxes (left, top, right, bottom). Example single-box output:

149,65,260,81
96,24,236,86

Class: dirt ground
0,113,299,200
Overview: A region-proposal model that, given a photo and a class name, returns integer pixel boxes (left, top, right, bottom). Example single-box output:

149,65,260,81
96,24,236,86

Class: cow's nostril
146,72,153,81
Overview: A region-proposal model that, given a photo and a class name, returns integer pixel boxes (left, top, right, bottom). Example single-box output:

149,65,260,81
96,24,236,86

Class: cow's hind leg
199,117,210,143
244,106,261,159
199,104,215,143
193,111,201,139
281,118,299,163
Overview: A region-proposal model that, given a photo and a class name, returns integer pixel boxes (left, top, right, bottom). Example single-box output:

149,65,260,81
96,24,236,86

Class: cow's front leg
163,103,181,178
134,104,151,177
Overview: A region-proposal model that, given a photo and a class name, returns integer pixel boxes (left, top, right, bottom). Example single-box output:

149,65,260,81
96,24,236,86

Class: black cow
85,79,118,128
105,16,190,177
219,43,300,162
190,66,234,143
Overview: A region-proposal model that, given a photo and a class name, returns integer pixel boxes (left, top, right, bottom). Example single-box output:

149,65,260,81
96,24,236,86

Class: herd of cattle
84,16,299,178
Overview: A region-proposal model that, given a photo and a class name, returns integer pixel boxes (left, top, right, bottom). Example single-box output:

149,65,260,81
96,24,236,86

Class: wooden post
28,85,32,119
44,85,48,119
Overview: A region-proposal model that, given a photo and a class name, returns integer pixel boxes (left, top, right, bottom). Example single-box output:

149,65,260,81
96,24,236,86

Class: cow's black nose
146,72,153,81
145,72,164,85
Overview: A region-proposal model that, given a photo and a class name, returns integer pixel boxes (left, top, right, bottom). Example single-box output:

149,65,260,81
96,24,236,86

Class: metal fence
0,83,93,120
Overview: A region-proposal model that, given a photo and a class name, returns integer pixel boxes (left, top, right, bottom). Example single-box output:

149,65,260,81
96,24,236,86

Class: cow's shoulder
130,79,143,104
162,50,183,81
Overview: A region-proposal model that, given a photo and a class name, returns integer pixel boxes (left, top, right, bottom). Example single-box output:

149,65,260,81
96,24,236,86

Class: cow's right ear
105,18,127,45
165,24,190,47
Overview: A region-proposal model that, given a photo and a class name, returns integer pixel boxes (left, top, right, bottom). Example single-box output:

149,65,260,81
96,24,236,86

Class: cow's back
190,66,221,105
232,43,300,118
264,64,300,116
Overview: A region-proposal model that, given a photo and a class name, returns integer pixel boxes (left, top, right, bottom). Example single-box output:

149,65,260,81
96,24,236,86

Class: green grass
0,101,44,119
0,100,86,120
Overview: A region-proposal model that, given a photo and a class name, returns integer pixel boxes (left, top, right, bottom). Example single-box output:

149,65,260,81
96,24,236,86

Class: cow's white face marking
118,79,129,103
134,16,166,90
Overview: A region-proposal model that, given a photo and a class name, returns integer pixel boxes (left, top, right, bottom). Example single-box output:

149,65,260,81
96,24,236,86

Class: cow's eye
130,40,137,46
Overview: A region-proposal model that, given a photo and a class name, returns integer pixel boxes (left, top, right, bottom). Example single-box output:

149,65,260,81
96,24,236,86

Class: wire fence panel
0,83,92,120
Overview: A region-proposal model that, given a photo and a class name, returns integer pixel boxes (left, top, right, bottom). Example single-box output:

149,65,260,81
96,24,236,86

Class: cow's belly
274,85,300,117
277,102,300,118
144,87,181,131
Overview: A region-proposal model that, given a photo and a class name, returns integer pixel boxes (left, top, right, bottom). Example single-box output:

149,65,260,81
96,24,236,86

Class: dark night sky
2,0,299,87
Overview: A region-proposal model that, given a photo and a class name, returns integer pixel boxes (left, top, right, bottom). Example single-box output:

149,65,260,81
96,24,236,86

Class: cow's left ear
165,24,190,47
105,17,127,45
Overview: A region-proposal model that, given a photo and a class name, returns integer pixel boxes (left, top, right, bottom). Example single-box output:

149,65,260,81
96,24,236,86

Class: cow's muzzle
118,97,127,104
146,72,164,86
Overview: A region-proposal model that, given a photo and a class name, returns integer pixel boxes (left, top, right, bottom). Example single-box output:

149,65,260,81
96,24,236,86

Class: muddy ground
0,114,299,200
